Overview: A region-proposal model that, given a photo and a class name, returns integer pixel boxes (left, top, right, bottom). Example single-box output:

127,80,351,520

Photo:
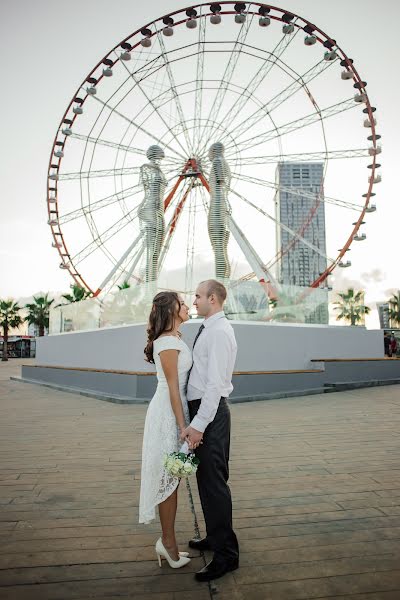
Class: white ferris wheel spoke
120,76,202,153
124,241,146,283
231,172,366,212
54,162,180,182
54,166,141,181
235,148,370,165
97,232,143,291
156,32,194,155
69,131,183,165
71,205,140,266
193,11,207,153
114,51,190,159
199,183,210,211
130,50,168,82
196,9,255,157
58,184,143,225
90,94,187,160
204,22,301,150
229,187,333,264
184,185,197,291
69,132,145,155
83,72,182,157
79,51,202,165
221,58,335,149
224,97,357,153
228,213,278,286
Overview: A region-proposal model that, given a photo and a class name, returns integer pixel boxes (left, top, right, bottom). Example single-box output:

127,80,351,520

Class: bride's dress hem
139,476,180,525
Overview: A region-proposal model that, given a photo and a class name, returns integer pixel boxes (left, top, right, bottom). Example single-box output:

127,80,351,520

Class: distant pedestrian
390,335,398,357
384,333,390,357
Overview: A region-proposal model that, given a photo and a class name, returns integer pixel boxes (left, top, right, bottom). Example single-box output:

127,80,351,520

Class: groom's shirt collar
203,310,225,328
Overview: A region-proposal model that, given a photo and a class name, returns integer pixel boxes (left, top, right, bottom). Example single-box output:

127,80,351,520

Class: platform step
325,378,400,391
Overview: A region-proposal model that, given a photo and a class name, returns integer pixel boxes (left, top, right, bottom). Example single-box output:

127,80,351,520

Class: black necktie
192,324,205,349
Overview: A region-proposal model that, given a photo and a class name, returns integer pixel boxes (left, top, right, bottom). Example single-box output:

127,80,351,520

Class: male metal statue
208,142,231,279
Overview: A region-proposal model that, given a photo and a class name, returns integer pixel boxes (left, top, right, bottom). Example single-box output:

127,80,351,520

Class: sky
1,0,399,329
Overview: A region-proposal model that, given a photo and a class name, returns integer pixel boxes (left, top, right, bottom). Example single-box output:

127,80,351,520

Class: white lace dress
139,335,192,524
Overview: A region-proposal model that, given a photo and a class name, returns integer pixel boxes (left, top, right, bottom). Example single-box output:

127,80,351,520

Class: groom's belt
188,397,227,405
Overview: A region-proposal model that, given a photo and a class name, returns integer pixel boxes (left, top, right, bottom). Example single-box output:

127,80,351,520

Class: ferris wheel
47,2,380,298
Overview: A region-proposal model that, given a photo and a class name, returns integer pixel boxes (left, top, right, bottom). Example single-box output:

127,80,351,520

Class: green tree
0,300,23,361
57,284,91,306
388,290,400,328
117,281,131,291
333,288,370,326
25,294,54,337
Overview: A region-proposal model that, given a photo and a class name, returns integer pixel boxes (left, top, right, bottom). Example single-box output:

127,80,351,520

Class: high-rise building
377,302,390,329
276,162,328,324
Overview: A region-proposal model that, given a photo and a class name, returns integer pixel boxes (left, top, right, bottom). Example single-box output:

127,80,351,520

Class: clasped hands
180,425,203,450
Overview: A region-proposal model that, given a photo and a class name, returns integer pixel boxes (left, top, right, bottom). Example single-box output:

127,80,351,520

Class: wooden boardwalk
1,358,400,600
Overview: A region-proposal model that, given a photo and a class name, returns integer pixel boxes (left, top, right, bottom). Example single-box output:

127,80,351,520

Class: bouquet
163,441,200,479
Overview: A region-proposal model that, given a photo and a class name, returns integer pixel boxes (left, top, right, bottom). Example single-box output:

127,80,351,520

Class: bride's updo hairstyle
144,291,181,363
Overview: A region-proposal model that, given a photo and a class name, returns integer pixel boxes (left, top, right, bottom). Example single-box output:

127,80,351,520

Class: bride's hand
179,426,188,442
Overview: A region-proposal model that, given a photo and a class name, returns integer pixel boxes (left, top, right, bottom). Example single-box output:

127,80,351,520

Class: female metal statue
138,145,167,282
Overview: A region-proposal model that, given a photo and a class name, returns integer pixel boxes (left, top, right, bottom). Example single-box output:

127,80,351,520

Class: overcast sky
1,1,399,329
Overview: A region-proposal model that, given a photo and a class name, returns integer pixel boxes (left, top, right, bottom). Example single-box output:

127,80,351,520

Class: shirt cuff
190,414,208,434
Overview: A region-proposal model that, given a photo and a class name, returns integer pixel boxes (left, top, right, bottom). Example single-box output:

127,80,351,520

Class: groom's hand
181,425,203,449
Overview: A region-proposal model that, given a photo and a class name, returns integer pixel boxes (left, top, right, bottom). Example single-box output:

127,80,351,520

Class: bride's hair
144,291,181,363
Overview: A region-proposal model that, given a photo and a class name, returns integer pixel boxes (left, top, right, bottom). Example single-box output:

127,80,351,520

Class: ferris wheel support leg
125,240,146,282
228,215,279,305
94,233,143,295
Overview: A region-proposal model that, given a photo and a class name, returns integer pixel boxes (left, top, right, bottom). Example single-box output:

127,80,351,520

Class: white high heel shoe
155,538,191,569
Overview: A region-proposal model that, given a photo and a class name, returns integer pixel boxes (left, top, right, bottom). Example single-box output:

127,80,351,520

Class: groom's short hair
201,279,227,304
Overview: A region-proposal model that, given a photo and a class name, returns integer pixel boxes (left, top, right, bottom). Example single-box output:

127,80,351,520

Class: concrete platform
35,320,384,372
16,357,400,404
1,359,400,599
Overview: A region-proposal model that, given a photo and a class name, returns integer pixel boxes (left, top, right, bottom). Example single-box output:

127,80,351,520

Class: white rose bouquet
163,441,200,479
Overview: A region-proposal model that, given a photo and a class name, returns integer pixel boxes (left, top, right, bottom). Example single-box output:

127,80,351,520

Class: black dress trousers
189,397,239,563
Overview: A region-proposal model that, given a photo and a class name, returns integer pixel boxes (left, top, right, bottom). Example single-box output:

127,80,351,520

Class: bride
139,291,197,569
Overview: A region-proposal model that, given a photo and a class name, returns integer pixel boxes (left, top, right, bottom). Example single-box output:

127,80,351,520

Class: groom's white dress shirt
187,311,237,433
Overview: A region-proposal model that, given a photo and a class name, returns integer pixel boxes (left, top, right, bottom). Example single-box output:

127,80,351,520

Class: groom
181,279,239,582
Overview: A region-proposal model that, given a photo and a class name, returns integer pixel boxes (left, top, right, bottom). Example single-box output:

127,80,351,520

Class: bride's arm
159,349,186,432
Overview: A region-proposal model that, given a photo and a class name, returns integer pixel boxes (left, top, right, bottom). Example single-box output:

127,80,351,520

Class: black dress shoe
188,537,211,551
195,558,239,582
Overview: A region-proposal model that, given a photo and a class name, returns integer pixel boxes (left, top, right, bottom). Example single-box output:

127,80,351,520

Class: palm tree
117,281,131,291
388,291,400,328
25,294,54,337
56,284,91,306
0,300,23,361
333,288,370,326
54,284,94,332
